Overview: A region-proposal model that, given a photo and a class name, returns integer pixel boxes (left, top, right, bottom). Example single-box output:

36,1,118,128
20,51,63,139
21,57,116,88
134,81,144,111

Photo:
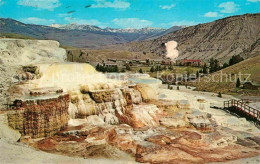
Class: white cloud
0,0,4,6
64,17,107,28
247,0,260,2
218,2,239,13
112,18,153,29
20,17,55,25
204,12,223,18
92,0,130,9
17,0,61,10
160,4,176,10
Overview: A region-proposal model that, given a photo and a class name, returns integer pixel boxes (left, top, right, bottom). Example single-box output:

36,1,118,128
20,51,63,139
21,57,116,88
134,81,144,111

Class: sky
0,0,259,29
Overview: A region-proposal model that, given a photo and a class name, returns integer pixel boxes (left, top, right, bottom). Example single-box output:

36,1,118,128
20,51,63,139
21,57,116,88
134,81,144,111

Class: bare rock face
186,109,214,131
136,143,204,163
159,117,188,128
0,112,21,143
118,104,162,128
7,94,70,138
89,89,124,103
0,39,66,109
135,84,158,102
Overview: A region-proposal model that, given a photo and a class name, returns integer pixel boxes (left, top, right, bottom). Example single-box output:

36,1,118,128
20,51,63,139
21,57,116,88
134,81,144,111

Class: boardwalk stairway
224,99,260,123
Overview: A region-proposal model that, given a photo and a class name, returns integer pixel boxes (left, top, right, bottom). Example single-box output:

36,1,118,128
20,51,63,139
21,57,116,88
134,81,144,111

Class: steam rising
165,41,179,61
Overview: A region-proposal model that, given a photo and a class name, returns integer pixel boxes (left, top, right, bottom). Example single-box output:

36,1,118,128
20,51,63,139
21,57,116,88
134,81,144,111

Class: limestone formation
7,94,69,138
0,39,66,109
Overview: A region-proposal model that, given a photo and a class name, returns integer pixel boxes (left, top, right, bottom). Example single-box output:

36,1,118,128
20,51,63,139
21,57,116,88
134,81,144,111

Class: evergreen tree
236,78,241,88
218,92,222,98
209,58,215,73
214,59,220,71
209,58,220,73
150,66,155,72
126,64,131,71
139,68,143,73
229,55,244,66
202,63,207,74
222,62,229,69
114,65,119,72
196,71,199,78
96,63,100,71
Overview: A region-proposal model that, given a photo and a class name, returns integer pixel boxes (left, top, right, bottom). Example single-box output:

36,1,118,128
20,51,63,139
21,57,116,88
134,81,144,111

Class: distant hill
145,26,185,40
123,13,260,62
0,18,183,48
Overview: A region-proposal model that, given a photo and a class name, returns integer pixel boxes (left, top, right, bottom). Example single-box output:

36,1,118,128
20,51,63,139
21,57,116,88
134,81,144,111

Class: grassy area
187,55,260,96
0,33,36,40
129,65,200,76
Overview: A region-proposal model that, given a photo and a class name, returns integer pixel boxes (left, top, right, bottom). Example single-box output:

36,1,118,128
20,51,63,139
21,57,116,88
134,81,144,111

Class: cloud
112,18,153,29
17,0,61,10
160,4,176,10
92,0,130,9
204,12,223,18
247,0,260,2
20,17,55,25
64,17,107,28
218,2,239,13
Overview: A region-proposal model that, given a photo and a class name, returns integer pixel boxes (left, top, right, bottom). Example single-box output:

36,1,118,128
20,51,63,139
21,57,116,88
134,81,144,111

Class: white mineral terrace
1,62,260,163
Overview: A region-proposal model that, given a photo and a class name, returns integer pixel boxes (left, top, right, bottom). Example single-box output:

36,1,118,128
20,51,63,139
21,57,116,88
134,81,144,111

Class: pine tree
196,71,199,78
202,63,207,74
209,58,215,73
229,55,244,66
139,68,143,73
96,63,100,71
218,92,222,98
150,66,155,72
126,64,131,71
236,78,241,88
222,62,229,69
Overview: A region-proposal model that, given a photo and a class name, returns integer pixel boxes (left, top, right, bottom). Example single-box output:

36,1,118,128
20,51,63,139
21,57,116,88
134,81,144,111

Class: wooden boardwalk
224,99,260,121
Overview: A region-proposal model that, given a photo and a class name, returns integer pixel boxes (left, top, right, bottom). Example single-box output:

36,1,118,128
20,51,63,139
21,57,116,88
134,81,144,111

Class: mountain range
1,13,259,62
122,13,260,62
0,18,182,48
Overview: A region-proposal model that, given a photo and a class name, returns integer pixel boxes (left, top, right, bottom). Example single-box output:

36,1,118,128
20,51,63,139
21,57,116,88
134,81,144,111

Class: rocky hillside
0,18,182,48
0,39,66,109
125,13,260,61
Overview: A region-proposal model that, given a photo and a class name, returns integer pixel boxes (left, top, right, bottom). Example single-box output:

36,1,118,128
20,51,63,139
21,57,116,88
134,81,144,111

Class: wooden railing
224,99,260,121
